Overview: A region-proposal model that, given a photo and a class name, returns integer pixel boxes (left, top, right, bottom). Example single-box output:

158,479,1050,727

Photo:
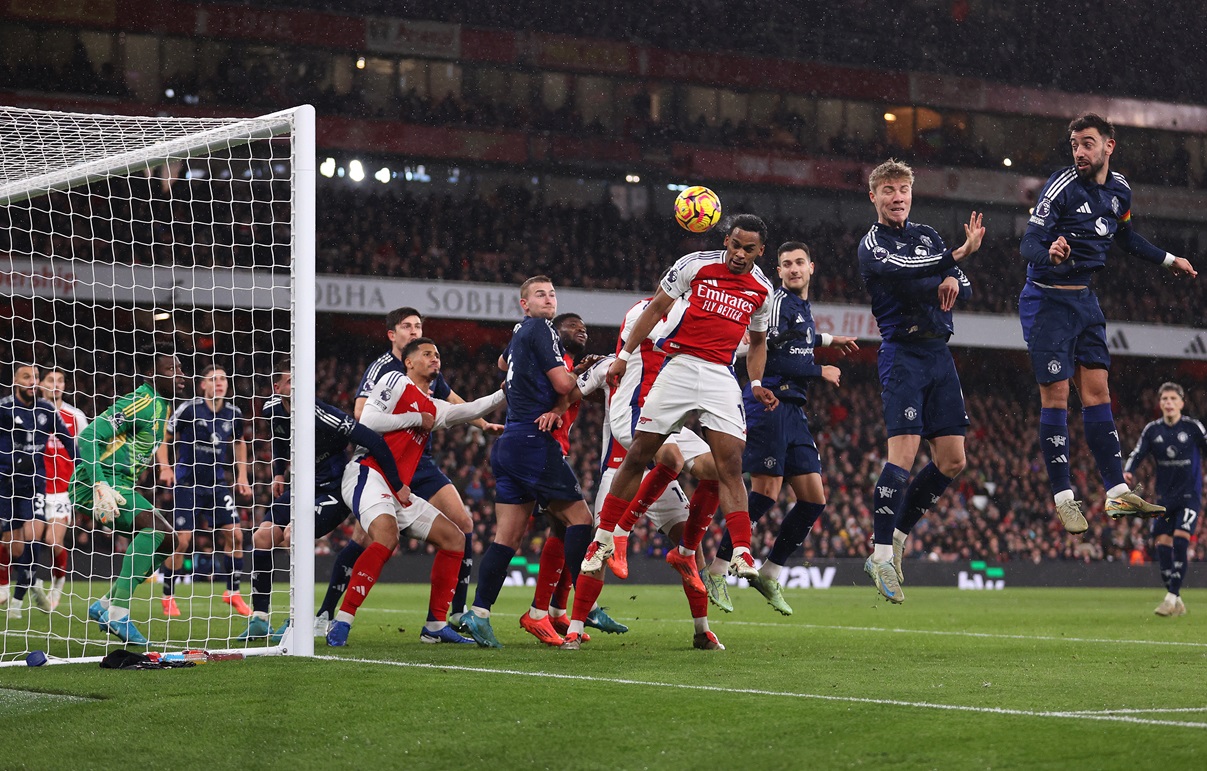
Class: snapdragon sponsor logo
958,560,1005,590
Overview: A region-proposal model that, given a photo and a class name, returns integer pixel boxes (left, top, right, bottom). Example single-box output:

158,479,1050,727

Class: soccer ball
673,186,722,233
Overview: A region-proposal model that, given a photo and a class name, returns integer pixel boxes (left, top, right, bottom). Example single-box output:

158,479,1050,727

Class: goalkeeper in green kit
72,351,186,645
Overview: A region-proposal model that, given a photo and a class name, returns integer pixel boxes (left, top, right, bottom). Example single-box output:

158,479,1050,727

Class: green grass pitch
2,583,1206,769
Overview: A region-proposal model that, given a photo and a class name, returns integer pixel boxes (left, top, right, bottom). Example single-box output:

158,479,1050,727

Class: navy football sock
216,553,233,591
11,548,34,601
1082,403,1125,491
251,548,273,614
450,532,473,616
161,566,175,597
1039,408,1073,497
318,540,365,617
562,523,591,586
471,543,516,612
767,501,824,566
895,462,954,534
231,557,244,592
872,463,910,545
1157,543,1174,591
1170,536,1190,595
717,491,775,562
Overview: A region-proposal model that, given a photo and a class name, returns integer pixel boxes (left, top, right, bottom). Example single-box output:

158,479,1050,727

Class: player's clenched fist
1049,236,1071,265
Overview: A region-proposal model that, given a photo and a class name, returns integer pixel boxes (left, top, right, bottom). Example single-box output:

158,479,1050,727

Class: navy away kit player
858,159,983,604
1019,113,1198,534
1124,382,1207,617
1,362,75,617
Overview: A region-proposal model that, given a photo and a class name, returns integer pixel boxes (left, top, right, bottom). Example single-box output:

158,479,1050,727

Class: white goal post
0,105,315,665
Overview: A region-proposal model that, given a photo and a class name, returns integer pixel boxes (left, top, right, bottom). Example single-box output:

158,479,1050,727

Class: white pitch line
313,655,1207,730
718,620,1207,649
1052,714,1207,719
359,607,1207,649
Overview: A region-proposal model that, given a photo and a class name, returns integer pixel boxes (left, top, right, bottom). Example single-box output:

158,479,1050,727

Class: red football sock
597,493,630,533
571,574,605,623
338,542,392,618
428,549,463,623
51,546,68,580
552,563,573,611
683,578,708,619
724,510,752,551
682,480,719,551
0,542,9,584
531,535,565,611
618,464,679,532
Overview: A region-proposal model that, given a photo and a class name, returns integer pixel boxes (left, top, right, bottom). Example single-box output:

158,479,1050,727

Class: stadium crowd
5,18,1206,192
317,187,1207,328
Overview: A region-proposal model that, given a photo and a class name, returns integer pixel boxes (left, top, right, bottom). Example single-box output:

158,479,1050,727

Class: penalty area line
313,655,1207,730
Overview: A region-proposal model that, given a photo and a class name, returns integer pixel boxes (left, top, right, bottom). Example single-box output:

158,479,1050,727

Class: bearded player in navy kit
1020,113,1197,535
703,241,858,616
1123,382,1207,617
858,159,982,604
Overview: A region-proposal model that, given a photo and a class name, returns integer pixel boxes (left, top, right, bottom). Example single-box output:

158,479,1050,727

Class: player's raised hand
937,275,960,312
607,356,628,387
830,335,859,355
752,384,779,411
535,411,564,432
821,365,842,387
1167,256,1198,278
573,353,604,375
953,211,985,261
1048,236,1071,265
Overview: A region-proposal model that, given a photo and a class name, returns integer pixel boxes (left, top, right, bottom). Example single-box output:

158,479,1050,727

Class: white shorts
609,417,711,470
42,492,72,523
635,354,746,441
341,463,439,541
595,468,689,535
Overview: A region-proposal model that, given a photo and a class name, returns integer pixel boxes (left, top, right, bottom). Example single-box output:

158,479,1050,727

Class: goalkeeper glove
93,481,126,525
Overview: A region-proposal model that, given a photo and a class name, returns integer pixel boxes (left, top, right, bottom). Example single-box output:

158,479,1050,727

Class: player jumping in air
588,214,779,616
1020,113,1197,533
859,159,982,603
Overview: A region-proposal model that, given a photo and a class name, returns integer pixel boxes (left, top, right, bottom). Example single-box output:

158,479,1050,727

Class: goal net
0,105,315,665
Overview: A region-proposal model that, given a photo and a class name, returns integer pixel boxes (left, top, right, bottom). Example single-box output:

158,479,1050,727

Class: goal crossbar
0,106,299,205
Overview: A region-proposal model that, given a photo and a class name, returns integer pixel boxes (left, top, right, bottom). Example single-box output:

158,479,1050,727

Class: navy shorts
0,484,37,533
1151,498,1200,537
490,430,582,506
742,391,821,478
878,339,969,439
174,484,238,531
267,486,349,539
411,455,453,500
1018,282,1110,384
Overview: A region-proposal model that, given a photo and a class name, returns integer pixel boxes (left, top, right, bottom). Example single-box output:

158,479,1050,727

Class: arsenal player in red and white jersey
326,337,506,647
38,368,88,610
582,215,779,611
